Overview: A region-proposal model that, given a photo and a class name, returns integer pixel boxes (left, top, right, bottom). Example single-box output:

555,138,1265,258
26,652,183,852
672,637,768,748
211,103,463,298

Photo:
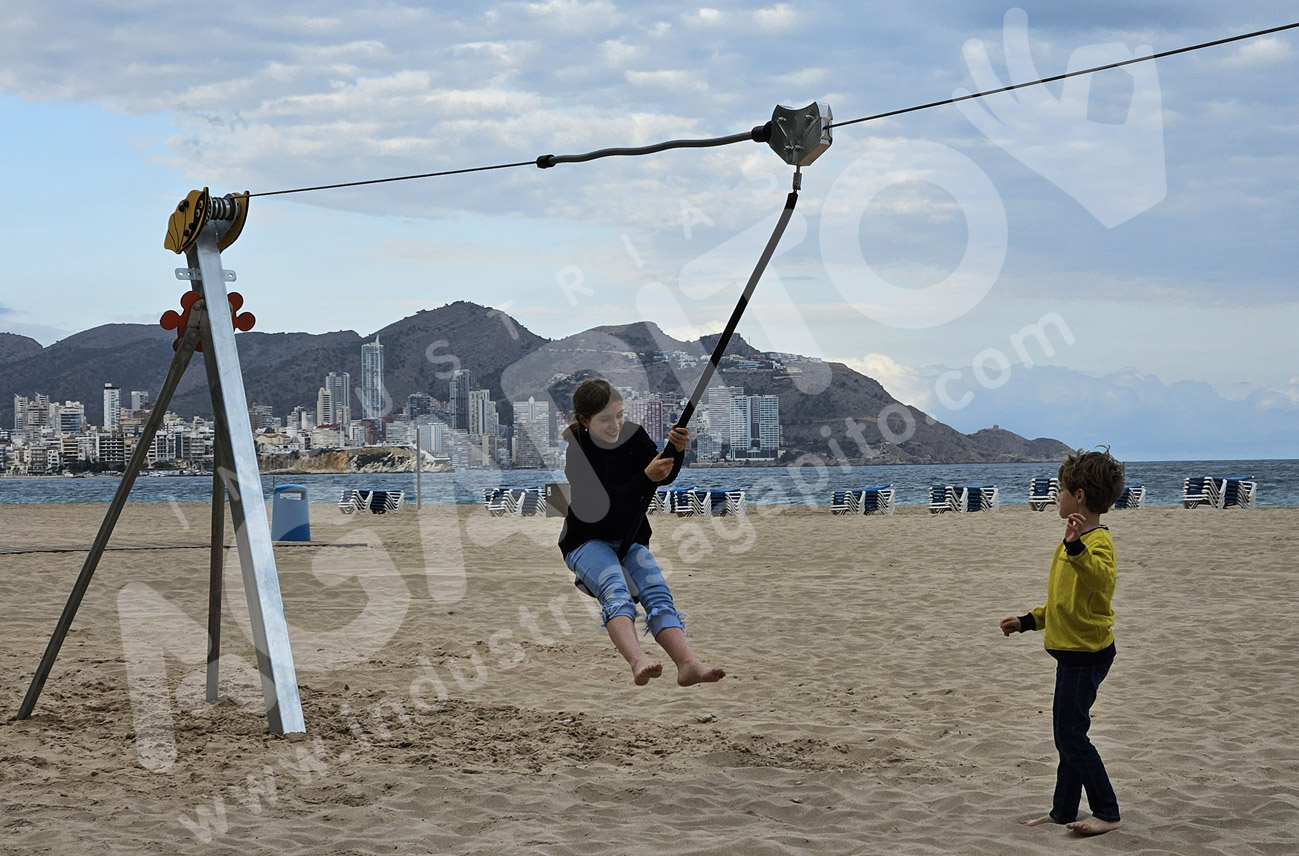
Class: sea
1,460,1295,507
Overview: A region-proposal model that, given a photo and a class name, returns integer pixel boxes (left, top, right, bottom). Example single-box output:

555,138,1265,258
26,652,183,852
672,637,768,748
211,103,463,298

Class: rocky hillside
3,301,1071,464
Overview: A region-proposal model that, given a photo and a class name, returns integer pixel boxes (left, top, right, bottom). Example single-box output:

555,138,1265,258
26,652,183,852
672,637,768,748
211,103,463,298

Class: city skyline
2,3,1295,462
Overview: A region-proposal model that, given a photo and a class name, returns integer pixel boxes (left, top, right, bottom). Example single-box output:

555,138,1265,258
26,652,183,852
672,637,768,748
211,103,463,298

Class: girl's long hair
563,379,621,442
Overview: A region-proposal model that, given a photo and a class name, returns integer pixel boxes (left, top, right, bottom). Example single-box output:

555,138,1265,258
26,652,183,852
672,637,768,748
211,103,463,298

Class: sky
1,1,1296,459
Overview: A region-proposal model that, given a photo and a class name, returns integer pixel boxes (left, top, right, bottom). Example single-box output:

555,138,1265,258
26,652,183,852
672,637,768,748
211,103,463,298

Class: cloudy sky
1,1,1296,459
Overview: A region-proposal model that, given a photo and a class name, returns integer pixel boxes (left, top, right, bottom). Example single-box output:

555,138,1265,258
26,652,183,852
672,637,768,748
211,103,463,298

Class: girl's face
583,400,624,445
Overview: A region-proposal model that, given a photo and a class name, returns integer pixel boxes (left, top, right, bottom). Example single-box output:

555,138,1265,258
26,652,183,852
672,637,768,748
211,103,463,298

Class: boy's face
1058,486,1086,518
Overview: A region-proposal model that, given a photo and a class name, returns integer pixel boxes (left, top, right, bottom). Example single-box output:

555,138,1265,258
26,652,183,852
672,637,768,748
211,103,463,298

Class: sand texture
1,500,1297,855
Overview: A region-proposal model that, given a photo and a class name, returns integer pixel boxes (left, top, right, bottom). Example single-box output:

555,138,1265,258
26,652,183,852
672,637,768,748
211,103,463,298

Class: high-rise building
249,403,275,432
449,369,477,431
512,396,551,468
13,395,27,430
360,339,385,420
56,401,85,434
330,371,351,427
626,397,666,444
729,394,780,460
468,389,498,437
407,392,435,419
316,387,334,427
130,390,150,412
415,420,448,456
103,384,121,430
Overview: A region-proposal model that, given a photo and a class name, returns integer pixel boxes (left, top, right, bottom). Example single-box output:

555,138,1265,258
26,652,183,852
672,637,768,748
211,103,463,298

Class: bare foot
676,660,725,687
632,658,662,686
1019,815,1065,827
1067,817,1122,835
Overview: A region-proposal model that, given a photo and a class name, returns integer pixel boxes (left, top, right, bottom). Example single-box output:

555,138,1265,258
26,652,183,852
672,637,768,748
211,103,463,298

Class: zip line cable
245,20,1297,199
830,20,1299,130
247,161,536,198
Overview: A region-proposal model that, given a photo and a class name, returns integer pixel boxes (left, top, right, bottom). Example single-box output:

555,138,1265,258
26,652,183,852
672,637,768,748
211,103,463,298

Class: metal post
206,438,224,703
415,427,422,508
17,323,202,720
188,224,304,735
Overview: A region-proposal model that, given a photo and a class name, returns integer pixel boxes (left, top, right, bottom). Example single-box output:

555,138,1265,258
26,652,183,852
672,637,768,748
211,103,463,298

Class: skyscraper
323,371,350,427
449,369,477,431
729,394,780,460
512,396,551,468
468,389,497,437
360,339,385,420
103,384,121,430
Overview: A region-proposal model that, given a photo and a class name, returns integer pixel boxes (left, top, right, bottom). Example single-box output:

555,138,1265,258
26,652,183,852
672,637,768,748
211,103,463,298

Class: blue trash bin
271,484,310,541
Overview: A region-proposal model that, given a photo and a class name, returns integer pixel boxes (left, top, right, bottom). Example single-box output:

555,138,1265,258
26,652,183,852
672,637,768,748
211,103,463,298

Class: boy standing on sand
1000,448,1126,836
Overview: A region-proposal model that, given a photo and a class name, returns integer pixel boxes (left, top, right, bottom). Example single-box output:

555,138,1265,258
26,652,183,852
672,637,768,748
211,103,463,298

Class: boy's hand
999,616,1021,636
1064,512,1086,542
667,426,689,451
645,454,675,482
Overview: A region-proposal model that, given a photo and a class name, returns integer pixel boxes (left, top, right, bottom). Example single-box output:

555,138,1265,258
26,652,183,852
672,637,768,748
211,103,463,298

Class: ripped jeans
564,540,684,638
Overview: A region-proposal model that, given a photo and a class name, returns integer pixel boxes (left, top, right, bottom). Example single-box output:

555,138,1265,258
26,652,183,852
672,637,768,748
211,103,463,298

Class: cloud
1222,36,1293,68
839,353,933,409
753,4,798,31
1253,377,1299,411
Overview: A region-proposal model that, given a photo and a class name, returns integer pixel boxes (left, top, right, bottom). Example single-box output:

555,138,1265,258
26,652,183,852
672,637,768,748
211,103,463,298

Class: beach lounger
702,489,745,516
483,487,511,516
968,485,999,512
688,489,709,516
723,489,746,516
1028,477,1059,511
1113,485,1146,510
483,487,545,516
831,489,860,515
367,489,402,514
338,489,365,514
1221,477,1257,509
1182,476,1222,509
928,484,967,514
665,488,705,516
860,484,895,515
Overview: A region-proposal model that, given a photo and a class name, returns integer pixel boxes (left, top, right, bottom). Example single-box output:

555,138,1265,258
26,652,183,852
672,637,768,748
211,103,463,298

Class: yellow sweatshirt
1028,526,1116,653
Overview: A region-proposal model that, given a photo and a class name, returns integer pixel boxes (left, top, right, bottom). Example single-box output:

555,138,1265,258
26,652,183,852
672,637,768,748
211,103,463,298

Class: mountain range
0,301,1071,464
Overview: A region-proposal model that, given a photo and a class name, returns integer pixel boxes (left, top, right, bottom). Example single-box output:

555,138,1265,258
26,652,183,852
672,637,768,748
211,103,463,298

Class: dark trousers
1050,649,1120,823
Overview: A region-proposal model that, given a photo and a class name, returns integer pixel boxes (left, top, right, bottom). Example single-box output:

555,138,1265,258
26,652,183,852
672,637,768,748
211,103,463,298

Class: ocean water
1,460,1295,507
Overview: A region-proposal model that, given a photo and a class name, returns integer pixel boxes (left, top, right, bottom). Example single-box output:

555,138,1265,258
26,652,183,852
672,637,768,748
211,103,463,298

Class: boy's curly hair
1058,447,1126,513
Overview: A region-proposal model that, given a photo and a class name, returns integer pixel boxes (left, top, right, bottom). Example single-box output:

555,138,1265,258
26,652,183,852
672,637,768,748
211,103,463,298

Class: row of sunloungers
1181,476,1256,509
1028,477,1147,511
648,488,746,516
338,489,404,514
831,485,896,515
928,484,1000,514
482,474,1258,519
503,486,749,518
483,487,547,517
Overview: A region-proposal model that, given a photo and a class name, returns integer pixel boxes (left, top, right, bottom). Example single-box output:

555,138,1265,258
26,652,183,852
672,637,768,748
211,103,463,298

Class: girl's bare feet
631,658,662,685
676,660,725,686
1019,815,1064,827
1067,817,1122,835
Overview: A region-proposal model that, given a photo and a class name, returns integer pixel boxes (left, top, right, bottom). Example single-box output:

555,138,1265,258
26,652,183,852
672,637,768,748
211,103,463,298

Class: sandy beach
1,499,1297,855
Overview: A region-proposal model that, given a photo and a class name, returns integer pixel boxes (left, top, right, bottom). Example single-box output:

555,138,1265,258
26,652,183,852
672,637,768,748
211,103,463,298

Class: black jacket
557,422,684,558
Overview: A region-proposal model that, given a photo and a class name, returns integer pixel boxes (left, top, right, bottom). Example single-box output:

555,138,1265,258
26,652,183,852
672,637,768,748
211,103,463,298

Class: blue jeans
1051,650,1120,823
564,540,684,638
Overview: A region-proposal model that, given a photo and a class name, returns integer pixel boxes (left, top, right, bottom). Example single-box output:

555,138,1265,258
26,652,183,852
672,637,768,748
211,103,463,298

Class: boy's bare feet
1067,817,1122,835
631,658,662,686
1019,815,1064,827
676,660,725,686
